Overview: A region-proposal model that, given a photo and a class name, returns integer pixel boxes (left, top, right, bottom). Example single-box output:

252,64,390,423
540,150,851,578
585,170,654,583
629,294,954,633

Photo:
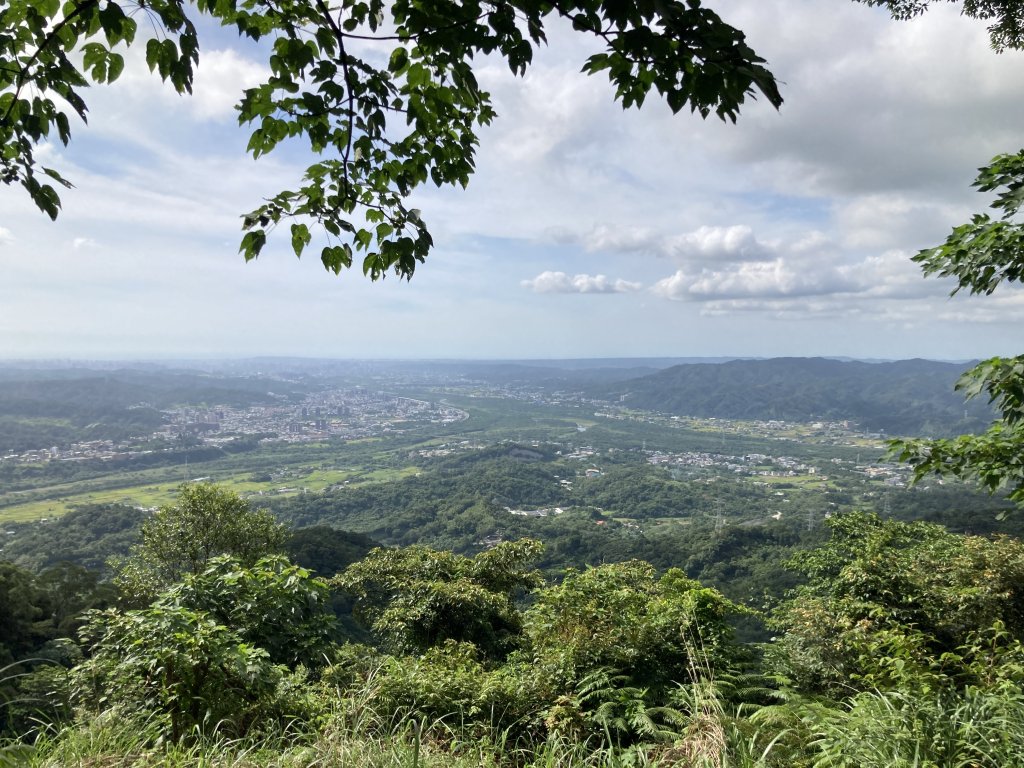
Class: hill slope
602,357,992,436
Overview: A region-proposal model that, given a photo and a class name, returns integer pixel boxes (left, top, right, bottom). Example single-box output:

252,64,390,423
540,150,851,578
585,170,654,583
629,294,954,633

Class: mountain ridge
599,357,992,437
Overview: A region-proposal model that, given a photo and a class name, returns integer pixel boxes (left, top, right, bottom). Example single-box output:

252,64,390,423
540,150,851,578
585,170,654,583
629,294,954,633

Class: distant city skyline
2,1,1023,361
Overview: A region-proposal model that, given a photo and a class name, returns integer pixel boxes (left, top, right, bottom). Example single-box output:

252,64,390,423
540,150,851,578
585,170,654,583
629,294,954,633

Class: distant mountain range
0,357,995,439
598,357,993,437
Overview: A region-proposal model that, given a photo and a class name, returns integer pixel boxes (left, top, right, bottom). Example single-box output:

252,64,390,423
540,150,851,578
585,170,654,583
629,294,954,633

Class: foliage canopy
1,0,783,278
79,555,330,740
773,511,1024,693
890,152,1024,510
335,538,543,658
114,483,286,603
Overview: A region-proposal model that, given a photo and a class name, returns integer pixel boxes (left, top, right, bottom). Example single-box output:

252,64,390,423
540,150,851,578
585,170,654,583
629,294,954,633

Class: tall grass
18,649,1024,767
7,681,788,768
805,684,1024,768
12,711,663,768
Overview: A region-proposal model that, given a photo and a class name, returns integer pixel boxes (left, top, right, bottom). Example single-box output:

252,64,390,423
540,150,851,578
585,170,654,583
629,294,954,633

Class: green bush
522,561,744,698
76,555,334,740
771,511,1024,694
335,540,543,660
807,684,1024,768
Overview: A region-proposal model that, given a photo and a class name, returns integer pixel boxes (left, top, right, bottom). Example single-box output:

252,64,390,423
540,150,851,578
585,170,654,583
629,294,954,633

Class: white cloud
104,46,269,125
652,259,855,302
574,224,774,265
662,225,774,263
691,284,1024,331
4,1,1024,360
650,239,950,308
694,297,868,319
522,271,642,294
189,49,271,121
935,290,1024,324
835,194,966,251
574,224,658,254
837,250,942,300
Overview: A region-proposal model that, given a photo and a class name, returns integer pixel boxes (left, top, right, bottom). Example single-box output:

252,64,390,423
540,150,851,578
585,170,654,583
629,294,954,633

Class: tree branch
313,0,355,201
1,0,99,128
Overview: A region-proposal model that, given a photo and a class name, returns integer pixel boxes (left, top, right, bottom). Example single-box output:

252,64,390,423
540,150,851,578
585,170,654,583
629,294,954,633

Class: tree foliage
167,554,335,668
79,555,330,740
1,0,782,278
114,483,286,603
523,560,744,696
0,561,46,667
890,152,1024,509
335,538,543,658
327,550,747,748
772,511,1024,694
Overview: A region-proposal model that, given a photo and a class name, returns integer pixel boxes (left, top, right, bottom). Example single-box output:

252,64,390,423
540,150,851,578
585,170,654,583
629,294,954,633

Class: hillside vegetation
3,483,1024,767
603,358,992,436
1,357,1022,766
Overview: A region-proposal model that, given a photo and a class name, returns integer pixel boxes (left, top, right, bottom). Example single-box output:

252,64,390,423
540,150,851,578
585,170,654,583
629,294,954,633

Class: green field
0,483,181,522
0,464,425,523
758,473,835,490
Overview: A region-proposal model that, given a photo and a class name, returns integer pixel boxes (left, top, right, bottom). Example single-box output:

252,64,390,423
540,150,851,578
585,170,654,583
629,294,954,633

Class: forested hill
601,357,992,436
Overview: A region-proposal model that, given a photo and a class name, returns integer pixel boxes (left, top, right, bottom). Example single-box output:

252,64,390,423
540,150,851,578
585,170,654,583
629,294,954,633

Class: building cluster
0,387,469,466
647,449,818,477
858,462,910,486
2,439,149,465
158,390,468,444
412,440,486,459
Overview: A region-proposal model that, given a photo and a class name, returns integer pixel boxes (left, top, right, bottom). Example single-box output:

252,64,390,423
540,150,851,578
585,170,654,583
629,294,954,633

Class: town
1,387,468,466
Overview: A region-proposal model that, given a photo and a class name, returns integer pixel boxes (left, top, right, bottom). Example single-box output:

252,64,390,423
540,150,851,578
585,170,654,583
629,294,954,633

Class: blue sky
2,0,1023,360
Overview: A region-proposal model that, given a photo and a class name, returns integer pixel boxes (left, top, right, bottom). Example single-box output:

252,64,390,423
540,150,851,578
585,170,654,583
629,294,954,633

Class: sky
2,0,1023,361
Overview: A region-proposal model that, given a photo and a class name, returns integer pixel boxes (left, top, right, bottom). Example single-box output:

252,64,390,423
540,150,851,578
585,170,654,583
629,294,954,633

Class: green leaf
389,47,408,73
354,228,372,251
36,184,61,220
145,38,162,73
289,223,311,257
107,53,125,83
41,167,73,188
320,243,352,273
239,230,267,262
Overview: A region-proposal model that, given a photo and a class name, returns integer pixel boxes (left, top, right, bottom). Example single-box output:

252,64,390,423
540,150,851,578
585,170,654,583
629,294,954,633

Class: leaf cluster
0,0,195,218
772,511,1024,694
334,538,543,658
77,554,331,740
913,150,1024,297
887,147,1024,511
2,0,783,277
333,546,748,749
114,483,287,604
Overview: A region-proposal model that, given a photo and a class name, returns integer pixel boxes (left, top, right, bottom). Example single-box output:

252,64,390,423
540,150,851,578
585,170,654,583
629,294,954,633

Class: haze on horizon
2,1,1023,362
